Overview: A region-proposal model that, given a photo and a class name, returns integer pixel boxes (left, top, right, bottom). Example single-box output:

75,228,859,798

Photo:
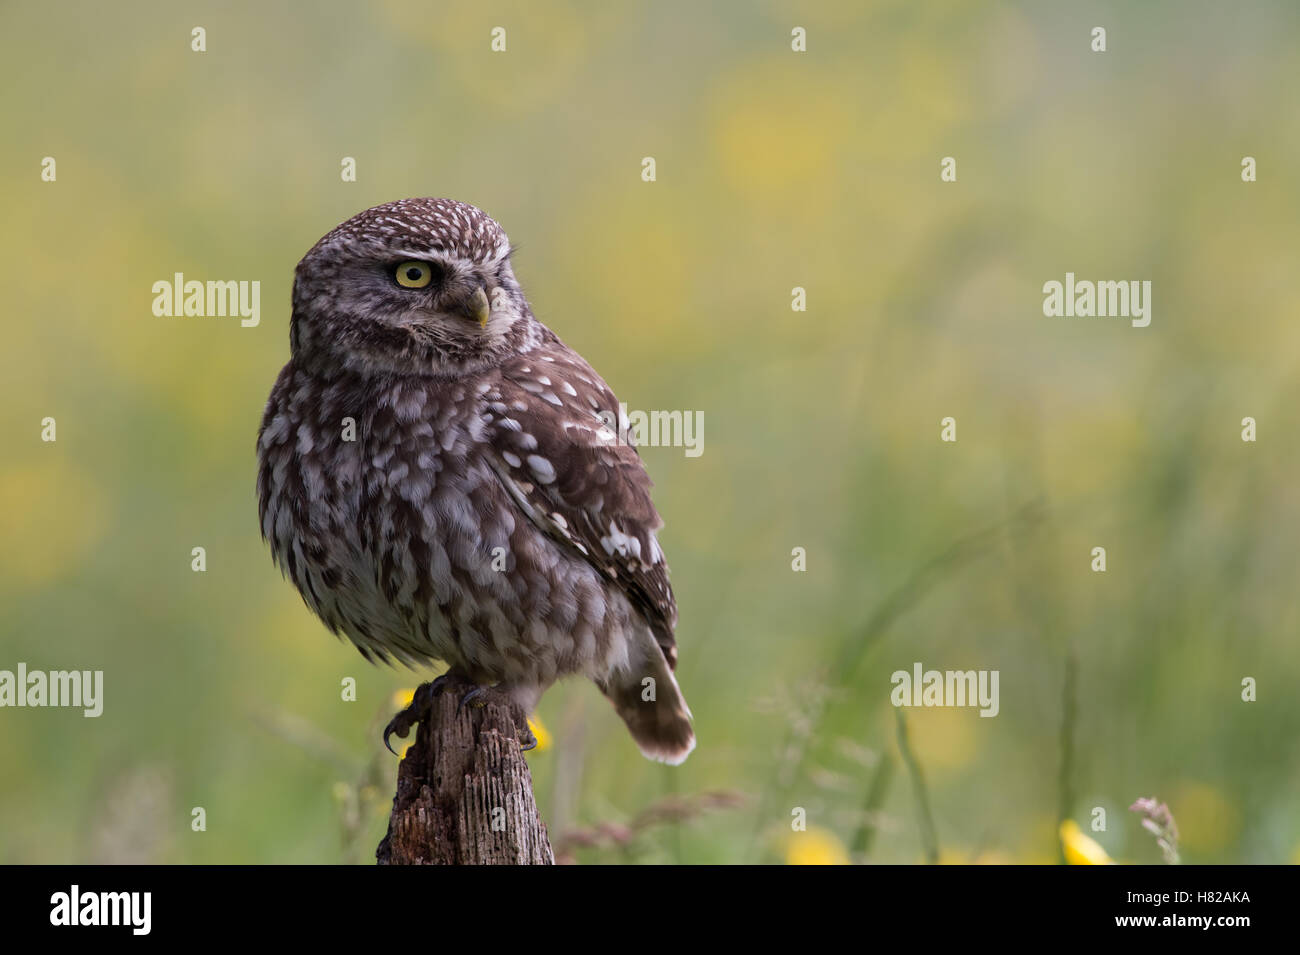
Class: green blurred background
2,0,1298,864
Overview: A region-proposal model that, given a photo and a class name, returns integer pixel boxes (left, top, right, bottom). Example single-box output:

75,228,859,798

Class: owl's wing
483,334,680,668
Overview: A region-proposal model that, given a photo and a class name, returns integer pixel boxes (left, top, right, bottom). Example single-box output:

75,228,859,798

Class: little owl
257,197,694,764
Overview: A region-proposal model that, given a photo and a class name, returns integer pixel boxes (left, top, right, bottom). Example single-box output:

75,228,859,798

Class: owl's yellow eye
394,261,434,289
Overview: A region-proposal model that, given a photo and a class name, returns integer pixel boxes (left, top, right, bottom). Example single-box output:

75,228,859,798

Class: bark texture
377,678,554,865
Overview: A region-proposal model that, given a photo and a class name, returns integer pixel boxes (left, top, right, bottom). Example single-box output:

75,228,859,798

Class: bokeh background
2,0,1298,864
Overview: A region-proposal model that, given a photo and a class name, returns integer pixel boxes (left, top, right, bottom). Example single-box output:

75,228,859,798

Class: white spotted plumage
257,197,695,764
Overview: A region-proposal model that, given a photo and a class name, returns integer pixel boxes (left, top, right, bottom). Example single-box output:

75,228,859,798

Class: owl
257,197,694,764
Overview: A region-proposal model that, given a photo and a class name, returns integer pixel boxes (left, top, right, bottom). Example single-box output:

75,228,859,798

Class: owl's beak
449,285,492,329
471,287,491,329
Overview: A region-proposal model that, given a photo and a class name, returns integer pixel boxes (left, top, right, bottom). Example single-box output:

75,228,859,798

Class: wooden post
377,676,554,865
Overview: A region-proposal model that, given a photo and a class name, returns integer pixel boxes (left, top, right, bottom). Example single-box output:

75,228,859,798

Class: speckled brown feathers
257,198,694,763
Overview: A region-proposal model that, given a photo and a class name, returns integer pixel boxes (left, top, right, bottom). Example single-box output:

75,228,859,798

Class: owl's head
290,197,535,376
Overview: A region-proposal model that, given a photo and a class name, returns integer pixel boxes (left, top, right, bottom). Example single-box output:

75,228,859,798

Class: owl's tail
600,635,695,765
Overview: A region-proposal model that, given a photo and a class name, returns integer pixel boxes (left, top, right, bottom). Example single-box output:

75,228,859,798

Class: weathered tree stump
377,676,554,865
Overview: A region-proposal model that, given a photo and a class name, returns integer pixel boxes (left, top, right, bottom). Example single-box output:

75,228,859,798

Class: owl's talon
519,725,538,752
383,672,456,756
457,685,490,714
382,718,409,757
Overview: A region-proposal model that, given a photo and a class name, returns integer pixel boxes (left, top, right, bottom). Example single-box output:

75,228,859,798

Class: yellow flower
1059,819,1114,865
786,827,851,866
392,688,415,709
527,716,552,752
